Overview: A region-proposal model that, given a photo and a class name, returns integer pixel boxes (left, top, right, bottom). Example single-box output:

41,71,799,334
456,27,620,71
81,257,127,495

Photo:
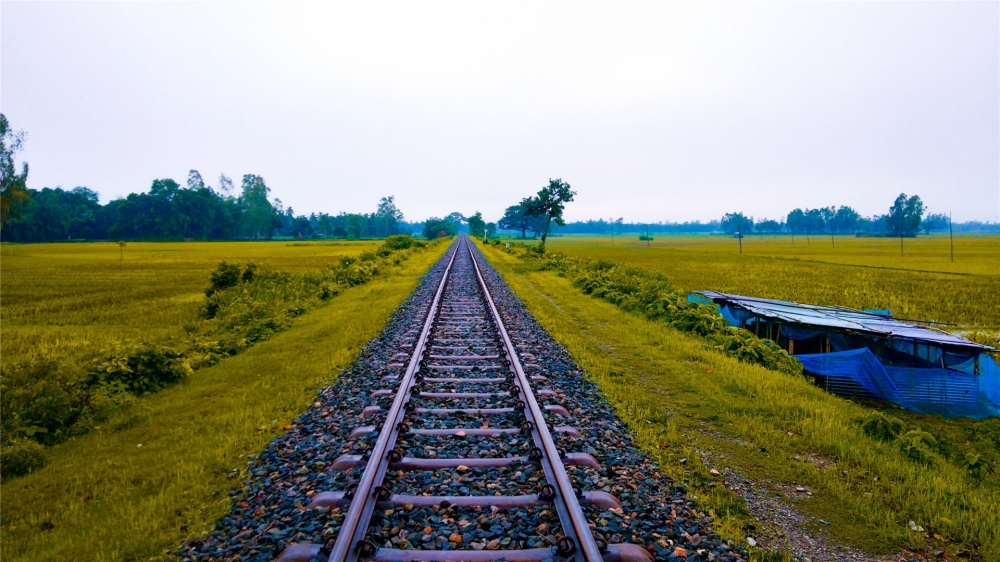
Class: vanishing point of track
278,237,652,562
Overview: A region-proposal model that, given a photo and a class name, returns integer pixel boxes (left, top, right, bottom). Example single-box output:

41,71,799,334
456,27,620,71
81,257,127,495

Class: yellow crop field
542,234,1000,329
0,240,380,368
0,242,449,561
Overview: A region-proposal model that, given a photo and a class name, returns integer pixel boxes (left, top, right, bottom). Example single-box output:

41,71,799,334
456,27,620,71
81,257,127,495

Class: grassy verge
477,241,999,559
0,241,449,562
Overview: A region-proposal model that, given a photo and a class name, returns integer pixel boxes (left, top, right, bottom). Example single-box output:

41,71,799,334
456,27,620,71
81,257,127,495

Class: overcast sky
2,2,998,223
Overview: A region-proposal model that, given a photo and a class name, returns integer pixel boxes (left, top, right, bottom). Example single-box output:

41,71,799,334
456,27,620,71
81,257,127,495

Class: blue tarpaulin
694,291,999,418
798,350,1000,419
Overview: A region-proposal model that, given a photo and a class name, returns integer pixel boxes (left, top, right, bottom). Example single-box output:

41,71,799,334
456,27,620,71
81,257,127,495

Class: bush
381,235,413,251
515,247,804,376
205,261,241,297
1,438,47,478
0,357,83,445
85,344,192,395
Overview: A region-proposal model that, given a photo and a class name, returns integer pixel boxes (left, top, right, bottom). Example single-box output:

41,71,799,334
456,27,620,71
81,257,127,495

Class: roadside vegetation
478,239,1000,559
0,237,449,561
0,236,432,478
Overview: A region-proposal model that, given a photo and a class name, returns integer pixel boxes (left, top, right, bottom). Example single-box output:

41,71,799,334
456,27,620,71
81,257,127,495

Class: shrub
205,261,241,297
1,438,47,478
0,357,83,445
861,411,907,442
241,262,258,283
900,427,939,465
381,235,413,251
511,246,804,376
86,344,193,395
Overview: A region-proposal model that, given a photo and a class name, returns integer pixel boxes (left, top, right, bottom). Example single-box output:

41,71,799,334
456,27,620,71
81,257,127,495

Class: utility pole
738,222,743,254
949,212,954,263
610,217,614,245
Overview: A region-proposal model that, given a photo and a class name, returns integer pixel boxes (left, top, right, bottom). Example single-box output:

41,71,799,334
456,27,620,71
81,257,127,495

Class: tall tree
721,212,754,235
218,174,235,197
238,174,280,240
187,170,206,191
886,193,924,238
831,206,861,234
499,205,532,238
375,195,405,237
520,178,576,247
345,213,365,239
468,211,485,237
0,114,31,232
786,208,807,234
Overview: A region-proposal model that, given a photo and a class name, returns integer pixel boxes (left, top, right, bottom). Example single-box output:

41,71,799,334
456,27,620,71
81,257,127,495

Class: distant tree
520,178,576,247
4,187,103,241
499,205,532,238
345,213,366,239
1,113,31,233
423,217,458,239
922,213,949,234
831,206,861,234
375,195,405,237
292,216,311,237
804,209,824,242
756,219,781,233
187,170,206,191
721,212,754,235
468,211,486,237
445,212,467,226
886,193,924,238
485,222,497,239
218,174,235,197
238,174,280,240
786,208,807,234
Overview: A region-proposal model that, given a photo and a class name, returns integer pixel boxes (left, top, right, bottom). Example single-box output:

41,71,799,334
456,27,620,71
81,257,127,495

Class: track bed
177,238,747,562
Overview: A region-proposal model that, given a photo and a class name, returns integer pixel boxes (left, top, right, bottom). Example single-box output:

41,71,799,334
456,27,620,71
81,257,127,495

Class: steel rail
326,241,460,562
466,242,604,562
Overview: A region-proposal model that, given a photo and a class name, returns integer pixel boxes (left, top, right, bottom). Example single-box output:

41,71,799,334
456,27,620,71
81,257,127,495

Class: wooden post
789,340,795,355
949,212,954,263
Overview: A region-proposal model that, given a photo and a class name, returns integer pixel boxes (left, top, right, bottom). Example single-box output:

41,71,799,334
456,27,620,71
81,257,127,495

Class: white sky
2,2,998,223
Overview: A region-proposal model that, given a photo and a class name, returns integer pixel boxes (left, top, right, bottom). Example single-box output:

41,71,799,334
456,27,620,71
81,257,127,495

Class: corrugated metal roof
695,291,994,351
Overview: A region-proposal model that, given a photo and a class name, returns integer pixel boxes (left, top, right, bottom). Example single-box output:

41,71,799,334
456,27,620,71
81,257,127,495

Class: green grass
539,234,1000,329
0,241,449,562
477,241,1000,559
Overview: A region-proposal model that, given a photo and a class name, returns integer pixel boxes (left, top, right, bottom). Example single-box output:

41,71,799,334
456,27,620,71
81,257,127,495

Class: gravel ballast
176,240,748,561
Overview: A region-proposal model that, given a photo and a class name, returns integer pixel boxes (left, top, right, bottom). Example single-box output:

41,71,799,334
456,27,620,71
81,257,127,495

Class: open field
478,241,1000,558
0,241,382,368
538,234,1000,329
0,241,449,561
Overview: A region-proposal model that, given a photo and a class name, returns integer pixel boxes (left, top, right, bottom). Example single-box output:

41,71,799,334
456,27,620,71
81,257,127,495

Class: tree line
720,194,958,239
1,172,408,242
1,114,414,242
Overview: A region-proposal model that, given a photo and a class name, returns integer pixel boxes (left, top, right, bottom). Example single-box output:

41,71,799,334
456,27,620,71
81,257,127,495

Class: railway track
278,237,652,562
